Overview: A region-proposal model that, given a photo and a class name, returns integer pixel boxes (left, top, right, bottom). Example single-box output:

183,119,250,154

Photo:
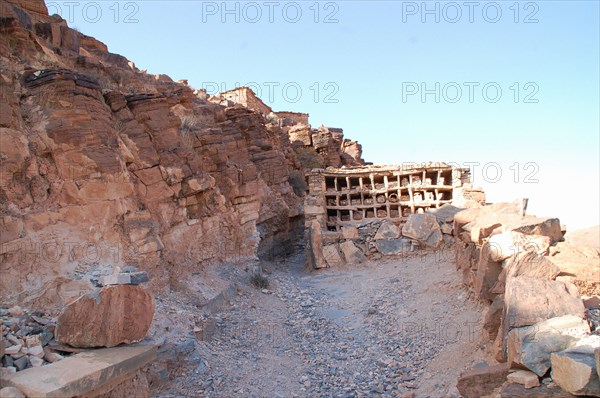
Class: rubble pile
0,306,65,373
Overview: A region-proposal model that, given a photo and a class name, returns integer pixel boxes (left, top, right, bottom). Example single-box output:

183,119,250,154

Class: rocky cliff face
0,0,364,308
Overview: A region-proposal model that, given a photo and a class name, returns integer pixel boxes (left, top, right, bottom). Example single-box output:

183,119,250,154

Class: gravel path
155,250,488,398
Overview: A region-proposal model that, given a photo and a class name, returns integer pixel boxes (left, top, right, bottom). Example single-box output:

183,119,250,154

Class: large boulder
551,337,600,397
487,231,551,262
504,277,585,329
491,252,561,295
402,213,442,248
56,285,155,348
507,315,590,376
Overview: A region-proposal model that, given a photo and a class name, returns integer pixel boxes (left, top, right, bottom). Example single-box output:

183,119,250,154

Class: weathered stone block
56,285,154,348
487,231,551,262
551,345,600,397
341,226,359,240
339,241,366,264
506,370,540,389
1,344,156,398
492,252,561,295
402,214,442,248
374,220,400,240
322,244,344,266
507,315,590,376
306,220,327,269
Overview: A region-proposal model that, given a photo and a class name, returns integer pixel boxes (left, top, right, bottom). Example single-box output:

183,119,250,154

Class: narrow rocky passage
157,250,488,398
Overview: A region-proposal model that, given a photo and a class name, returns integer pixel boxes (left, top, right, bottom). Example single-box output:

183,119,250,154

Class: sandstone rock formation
0,0,365,310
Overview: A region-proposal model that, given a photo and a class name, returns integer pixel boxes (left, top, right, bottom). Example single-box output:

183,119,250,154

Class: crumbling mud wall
0,0,364,308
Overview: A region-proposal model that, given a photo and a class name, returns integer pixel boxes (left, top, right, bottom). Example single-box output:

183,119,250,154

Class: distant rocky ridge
0,0,364,308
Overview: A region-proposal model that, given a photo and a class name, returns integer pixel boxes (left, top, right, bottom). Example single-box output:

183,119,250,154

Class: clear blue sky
50,1,599,229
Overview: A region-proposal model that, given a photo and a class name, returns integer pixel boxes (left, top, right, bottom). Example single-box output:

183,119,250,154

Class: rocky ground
153,247,490,398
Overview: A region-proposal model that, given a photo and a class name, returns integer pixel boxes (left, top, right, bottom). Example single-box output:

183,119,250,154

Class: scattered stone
456,363,509,398
29,355,43,367
507,370,540,389
440,223,453,235
56,285,155,348
27,345,44,358
507,315,590,376
513,217,563,244
4,345,22,355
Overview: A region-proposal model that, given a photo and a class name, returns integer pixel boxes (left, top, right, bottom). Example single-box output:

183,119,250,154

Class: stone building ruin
304,163,486,268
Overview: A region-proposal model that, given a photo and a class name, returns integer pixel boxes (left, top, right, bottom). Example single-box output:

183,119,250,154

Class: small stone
4,344,22,355
261,289,269,294
2,354,14,367
6,335,20,346
13,355,29,371
43,351,64,363
27,345,44,358
29,355,44,367
507,370,540,389
0,387,25,398
8,306,24,317
23,334,41,348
